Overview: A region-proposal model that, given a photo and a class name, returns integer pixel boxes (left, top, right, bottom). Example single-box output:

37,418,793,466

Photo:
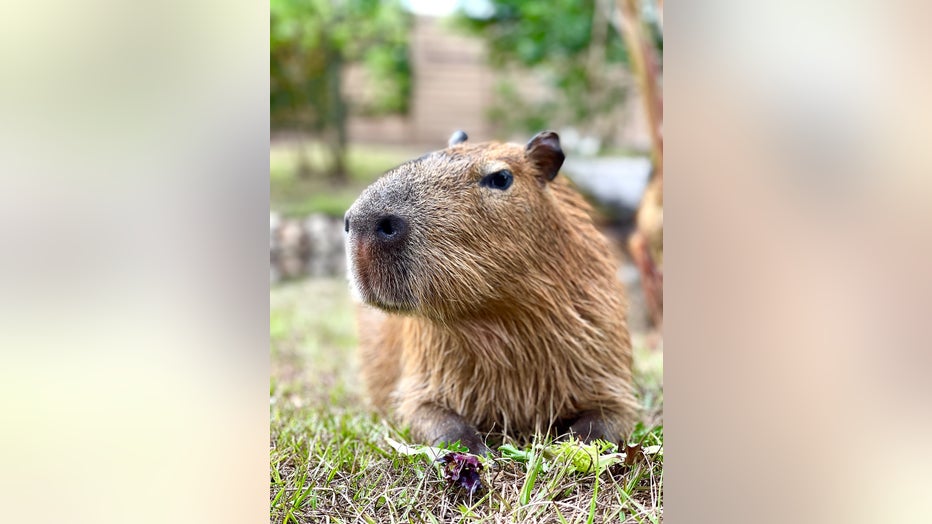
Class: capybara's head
344,131,571,319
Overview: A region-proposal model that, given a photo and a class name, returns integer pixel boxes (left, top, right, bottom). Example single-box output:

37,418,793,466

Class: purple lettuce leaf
437,452,483,496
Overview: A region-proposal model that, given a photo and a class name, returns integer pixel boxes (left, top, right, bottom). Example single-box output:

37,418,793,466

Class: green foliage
270,0,411,177
270,0,411,123
457,0,662,146
548,440,622,474
460,0,627,68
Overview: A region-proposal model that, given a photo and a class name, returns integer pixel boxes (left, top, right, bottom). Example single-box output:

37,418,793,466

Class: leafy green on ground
270,278,664,523
270,141,418,218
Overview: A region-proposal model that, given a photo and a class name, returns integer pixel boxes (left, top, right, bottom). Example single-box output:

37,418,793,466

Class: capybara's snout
344,183,419,311
344,207,410,252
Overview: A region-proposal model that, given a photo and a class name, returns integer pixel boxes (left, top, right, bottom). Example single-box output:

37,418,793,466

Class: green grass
270,278,664,523
270,141,419,218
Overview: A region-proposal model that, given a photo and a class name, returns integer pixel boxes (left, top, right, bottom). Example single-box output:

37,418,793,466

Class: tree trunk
296,129,313,180
615,0,663,328
326,49,348,183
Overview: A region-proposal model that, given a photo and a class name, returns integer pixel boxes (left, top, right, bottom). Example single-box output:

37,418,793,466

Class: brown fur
344,132,639,453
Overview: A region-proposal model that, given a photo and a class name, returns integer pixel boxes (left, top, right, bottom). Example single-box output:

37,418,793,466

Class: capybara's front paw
410,403,493,456
432,427,491,457
568,409,620,445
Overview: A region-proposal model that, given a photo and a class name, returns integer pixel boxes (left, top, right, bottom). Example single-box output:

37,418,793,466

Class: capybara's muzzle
344,209,410,252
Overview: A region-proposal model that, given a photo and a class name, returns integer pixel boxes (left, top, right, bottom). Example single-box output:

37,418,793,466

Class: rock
270,212,281,254
562,156,652,223
304,214,342,257
278,252,306,281
277,219,309,256
271,213,347,281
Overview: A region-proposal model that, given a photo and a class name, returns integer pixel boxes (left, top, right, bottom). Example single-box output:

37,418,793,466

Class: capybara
343,130,638,454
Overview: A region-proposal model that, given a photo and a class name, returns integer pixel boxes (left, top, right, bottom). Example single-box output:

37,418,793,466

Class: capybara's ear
525,131,565,181
448,130,468,147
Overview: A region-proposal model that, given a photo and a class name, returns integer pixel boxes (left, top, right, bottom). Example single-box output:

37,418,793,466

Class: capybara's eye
480,170,513,191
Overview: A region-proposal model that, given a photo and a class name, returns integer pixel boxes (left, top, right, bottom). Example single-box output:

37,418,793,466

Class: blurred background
270,0,663,344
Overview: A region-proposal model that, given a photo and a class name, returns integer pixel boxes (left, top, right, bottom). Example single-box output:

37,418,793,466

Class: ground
270,277,663,523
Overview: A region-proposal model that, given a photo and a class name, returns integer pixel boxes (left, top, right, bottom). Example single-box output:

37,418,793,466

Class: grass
270,278,664,523
270,141,419,218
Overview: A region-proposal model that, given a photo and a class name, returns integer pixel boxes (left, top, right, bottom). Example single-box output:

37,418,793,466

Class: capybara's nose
372,214,408,245
347,209,409,248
